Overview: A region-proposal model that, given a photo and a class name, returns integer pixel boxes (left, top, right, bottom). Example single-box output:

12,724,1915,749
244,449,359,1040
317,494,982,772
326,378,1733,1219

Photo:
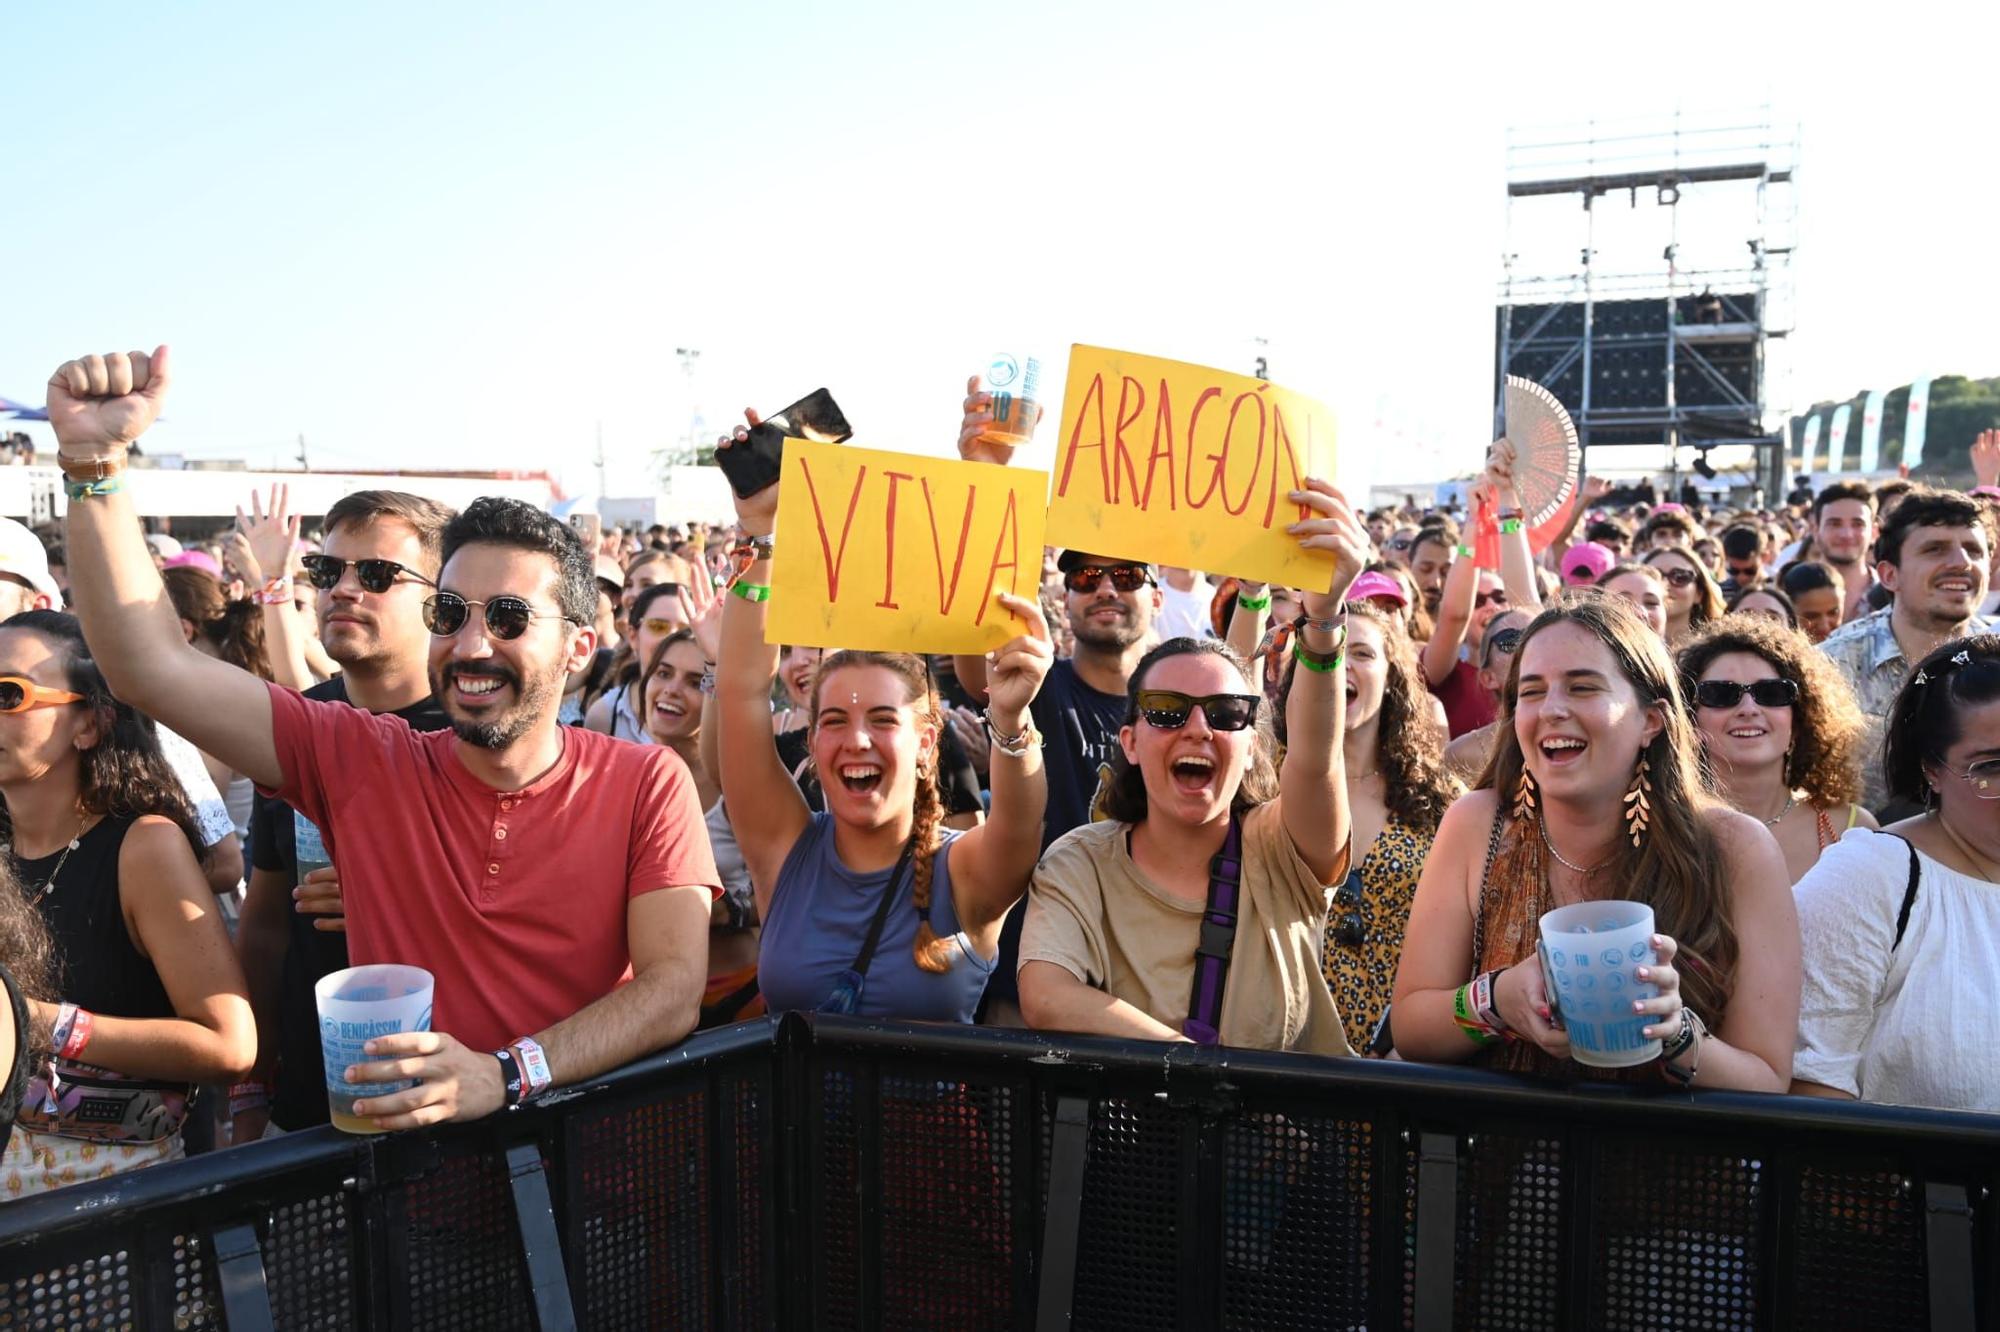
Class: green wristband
1455,544,1475,559
1499,518,1524,535
65,474,125,501
1292,640,1345,673
1236,590,1272,611
729,581,772,604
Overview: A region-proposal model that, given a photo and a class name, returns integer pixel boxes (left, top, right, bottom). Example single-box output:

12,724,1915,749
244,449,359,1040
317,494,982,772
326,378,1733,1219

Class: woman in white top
1792,633,2000,1110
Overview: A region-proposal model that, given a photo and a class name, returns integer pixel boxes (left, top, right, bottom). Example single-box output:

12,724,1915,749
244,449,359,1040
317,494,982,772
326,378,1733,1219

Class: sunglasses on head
423,593,578,640
0,676,83,714
1694,677,1799,710
1331,868,1365,949
1064,564,1155,594
1654,565,1699,588
300,554,435,595
1135,690,1261,732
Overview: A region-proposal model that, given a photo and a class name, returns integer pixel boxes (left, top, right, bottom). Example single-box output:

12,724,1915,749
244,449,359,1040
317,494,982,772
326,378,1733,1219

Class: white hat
0,518,61,606
144,533,183,560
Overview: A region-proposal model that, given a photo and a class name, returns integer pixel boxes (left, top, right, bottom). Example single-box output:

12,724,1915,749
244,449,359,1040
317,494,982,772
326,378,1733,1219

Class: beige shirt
1021,801,1354,1056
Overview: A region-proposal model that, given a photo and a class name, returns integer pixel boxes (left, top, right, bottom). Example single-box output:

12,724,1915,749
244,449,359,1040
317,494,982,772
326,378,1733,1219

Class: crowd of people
0,343,1994,1201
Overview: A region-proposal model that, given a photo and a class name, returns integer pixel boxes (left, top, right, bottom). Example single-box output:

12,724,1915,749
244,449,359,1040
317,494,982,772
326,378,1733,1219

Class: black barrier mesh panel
1456,1134,1563,1330
169,1231,221,1328
266,1190,354,1329
576,1088,709,1330
1221,1111,1374,1329
819,1067,861,1331
1792,1162,1926,1328
0,1246,137,1328
1400,1141,1418,1330
877,1076,1015,1331
403,1148,532,1331
1591,1140,1763,1329
1071,1095,1179,1331
727,1075,765,1328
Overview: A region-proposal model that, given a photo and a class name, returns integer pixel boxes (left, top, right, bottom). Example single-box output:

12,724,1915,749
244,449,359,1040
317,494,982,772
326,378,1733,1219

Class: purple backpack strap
1183,814,1244,1045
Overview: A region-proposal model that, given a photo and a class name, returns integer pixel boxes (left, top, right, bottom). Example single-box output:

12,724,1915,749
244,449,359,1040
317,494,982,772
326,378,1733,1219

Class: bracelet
1658,1009,1708,1087
983,711,1041,758
732,535,775,560
65,474,125,501
58,1005,95,1061
493,1047,525,1108
51,1002,77,1055
1451,984,1500,1046
729,580,772,604
59,456,126,484
1455,544,1475,559
1296,616,1345,634
699,669,717,696
1236,590,1272,611
1291,640,1346,674
255,577,293,606
1499,519,1524,535
511,1036,553,1101
1470,970,1507,1033
1496,507,1525,521
227,1081,270,1113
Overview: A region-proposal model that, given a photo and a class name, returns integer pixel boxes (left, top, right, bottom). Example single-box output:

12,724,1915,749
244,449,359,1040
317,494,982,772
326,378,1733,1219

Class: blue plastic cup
1536,901,1661,1067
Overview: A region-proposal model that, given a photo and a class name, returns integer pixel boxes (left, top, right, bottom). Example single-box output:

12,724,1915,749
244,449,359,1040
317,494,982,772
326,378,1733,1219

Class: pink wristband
59,1006,95,1061
511,1037,552,1100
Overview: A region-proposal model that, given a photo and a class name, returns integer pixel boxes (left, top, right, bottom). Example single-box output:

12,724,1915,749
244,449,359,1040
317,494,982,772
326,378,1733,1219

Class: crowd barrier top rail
0,1013,1992,1331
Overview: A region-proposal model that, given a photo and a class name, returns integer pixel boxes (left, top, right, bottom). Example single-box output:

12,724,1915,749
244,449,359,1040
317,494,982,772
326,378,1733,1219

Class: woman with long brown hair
1679,615,1877,884
1318,600,1460,1054
1643,545,1726,645
1392,595,1799,1089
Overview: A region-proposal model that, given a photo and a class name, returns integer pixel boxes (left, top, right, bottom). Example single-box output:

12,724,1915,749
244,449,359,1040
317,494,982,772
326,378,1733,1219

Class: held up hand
1581,474,1613,503
980,591,1055,726
958,374,1040,467
690,589,724,664
47,346,173,461
294,866,346,933
348,1030,506,1128
1494,957,1570,1060
1483,437,1520,504
1285,479,1370,613
716,408,777,536
1973,429,2000,490
236,484,302,586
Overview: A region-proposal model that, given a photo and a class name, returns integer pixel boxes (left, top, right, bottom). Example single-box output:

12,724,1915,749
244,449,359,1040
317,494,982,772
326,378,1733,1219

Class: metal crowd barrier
0,1014,1992,1330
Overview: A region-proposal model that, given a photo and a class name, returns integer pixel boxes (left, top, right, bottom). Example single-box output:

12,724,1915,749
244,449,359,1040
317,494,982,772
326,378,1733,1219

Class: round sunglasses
1652,565,1700,589
424,593,580,640
1693,677,1799,710
1135,690,1261,732
301,554,436,595
0,676,83,714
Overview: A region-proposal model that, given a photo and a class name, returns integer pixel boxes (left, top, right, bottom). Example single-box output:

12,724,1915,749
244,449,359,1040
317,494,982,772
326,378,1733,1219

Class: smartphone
716,388,852,499
570,512,603,551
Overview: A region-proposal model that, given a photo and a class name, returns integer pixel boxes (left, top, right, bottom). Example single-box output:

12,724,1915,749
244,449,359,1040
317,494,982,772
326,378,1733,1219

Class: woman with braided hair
712,423,1053,1023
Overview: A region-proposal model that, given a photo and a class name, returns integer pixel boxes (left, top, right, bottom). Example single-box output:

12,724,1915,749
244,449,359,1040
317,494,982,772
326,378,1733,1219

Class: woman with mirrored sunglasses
1679,615,1876,885
1791,635,2000,1110
1643,546,1725,646
1019,479,1372,1055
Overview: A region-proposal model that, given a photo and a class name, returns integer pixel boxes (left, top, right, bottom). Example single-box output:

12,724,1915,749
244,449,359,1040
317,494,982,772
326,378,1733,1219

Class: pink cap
1346,570,1410,607
162,550,223,579
1560,541,1616,586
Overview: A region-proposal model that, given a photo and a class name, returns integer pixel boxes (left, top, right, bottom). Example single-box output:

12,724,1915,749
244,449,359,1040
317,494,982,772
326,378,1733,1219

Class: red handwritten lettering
799,457,869,602
874,471,914,608
1141,380,1177,509
1219,392,1267,517
973,491,1022,628
1111,376,1146,503
919,477,979,615
1264,405,1310,527
1183,387,1224,509
1056,372,1110,500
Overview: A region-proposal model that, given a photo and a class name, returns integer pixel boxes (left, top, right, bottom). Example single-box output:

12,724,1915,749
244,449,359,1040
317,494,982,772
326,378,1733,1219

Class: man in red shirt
50,345,717,1128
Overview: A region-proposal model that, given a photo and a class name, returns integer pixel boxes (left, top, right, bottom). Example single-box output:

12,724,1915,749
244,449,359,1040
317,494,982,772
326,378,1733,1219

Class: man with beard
1820,487,1997,816
50,346,717,1127
1406,525,1454,616
234,489,456,1135
1811,481,1881,624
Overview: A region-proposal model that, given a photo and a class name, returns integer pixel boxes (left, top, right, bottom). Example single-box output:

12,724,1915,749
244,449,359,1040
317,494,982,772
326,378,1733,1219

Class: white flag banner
1905,377,1933,467
1827,404,1853,473
1858,389,1886,472
1800,415,1823,475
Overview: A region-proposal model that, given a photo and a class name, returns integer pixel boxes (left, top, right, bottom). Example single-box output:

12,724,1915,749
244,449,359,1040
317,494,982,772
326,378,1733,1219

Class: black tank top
14,816,175,1022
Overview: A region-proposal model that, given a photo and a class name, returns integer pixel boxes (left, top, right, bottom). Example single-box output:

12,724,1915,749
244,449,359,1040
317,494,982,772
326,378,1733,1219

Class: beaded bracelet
1236,590,1272,611
729,580,772,604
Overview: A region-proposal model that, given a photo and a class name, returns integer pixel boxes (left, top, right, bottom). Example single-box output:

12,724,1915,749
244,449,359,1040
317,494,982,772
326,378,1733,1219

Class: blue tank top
759,813,995,1023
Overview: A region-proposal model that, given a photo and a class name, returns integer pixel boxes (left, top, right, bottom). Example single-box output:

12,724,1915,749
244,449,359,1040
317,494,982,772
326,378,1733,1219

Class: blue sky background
4,3,1993,499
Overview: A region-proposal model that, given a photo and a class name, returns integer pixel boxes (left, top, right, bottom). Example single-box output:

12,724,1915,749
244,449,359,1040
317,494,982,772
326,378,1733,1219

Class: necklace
1540,820,1610,875
1761,795,1796,828
28,829,84,906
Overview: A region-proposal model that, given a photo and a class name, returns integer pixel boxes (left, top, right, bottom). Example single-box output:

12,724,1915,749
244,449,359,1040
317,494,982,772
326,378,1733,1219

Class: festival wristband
1451,984,1498,1046
732,535,775,560
1496,507,1525,521
1455,544,1475,559
228,1081,270,1113
729,580,772,604
255,577,294,606
1236,590,1272,611
493,1047,525,1108
1499,519,1524,535
65,474,125,501
1470,970,1505,1033
51,1002,77,1055
1291,640,1345,674
58,1006,96,1061
511,1036,553,1101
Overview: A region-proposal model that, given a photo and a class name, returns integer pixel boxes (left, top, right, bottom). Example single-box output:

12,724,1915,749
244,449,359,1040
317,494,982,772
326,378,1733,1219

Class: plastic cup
1536,901,1660,1068
294,812,331,879
314,964,433,1134
981,352,1042,446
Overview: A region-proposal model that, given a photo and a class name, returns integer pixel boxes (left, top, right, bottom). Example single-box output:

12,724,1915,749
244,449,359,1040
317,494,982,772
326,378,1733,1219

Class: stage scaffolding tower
1495,110,1799,499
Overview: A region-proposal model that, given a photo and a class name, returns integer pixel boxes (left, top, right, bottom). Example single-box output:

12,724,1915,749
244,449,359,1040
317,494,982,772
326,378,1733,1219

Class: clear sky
5,2,1993,501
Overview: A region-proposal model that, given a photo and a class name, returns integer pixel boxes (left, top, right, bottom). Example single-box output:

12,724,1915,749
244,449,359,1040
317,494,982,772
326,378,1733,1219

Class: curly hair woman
1318,600,1461,1053
1392,595,1799,1091
1679,615,1878,884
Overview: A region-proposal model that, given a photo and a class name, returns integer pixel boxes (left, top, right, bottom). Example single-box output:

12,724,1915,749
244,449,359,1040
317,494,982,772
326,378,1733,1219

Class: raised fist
47,346,172,461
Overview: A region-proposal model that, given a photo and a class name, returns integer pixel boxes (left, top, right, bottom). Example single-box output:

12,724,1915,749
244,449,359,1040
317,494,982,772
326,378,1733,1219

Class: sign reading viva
1046,345,1338,587
768,439,1047,653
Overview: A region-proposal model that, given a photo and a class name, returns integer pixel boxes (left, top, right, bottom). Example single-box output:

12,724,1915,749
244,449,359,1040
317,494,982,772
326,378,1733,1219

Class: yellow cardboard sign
1045,345,1338,587
768,439,1047,653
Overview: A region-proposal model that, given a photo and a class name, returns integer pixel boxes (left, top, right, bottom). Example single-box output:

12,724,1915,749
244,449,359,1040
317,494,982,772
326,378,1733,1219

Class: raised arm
949,374,1040,703
227,485,317,691
1279,479,1367,882
1421,539,1477,687
1483,444,1545,613
1224,580,1268,663
712,416,813,921
50,348,281,788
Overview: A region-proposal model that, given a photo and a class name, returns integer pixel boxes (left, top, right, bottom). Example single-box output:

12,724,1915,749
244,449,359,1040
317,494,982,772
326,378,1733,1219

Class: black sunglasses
300,554,435,594
1064,565,1155,594
1474,588,1509,608
1483,627,1525,664
1331,869,1364,949
1135,690,1261,732
423,592,579,641
1694,677,1799,710
1384,536,1414,552
1654,565,1699,589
